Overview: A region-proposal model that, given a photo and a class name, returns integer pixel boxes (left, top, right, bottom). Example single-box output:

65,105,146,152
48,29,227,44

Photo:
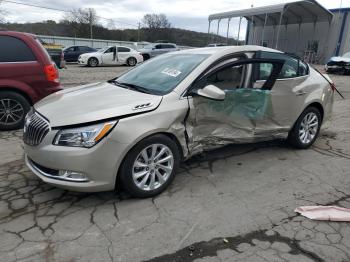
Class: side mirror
192,85,225,101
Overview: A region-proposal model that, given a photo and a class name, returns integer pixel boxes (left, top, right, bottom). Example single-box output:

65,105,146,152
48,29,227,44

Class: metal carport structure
208,0,333,49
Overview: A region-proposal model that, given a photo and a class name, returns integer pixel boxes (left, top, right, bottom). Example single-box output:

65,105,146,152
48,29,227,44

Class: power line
2,0,139,28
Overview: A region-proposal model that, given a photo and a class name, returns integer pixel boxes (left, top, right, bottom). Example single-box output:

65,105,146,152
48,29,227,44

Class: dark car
0,31,63,130
63,46,97,62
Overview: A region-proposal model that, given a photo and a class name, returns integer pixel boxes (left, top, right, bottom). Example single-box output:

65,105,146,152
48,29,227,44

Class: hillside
0,21,241,47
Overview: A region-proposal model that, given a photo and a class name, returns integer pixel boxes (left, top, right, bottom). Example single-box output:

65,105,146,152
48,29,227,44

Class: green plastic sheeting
206,88,272,119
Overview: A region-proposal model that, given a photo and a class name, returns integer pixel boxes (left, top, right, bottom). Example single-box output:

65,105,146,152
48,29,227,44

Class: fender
0,79,38,103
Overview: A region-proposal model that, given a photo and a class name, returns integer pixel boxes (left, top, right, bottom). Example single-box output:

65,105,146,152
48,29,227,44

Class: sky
0,0,349,36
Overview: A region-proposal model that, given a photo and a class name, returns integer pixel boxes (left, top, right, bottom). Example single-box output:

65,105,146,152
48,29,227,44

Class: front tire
119,135,180,198
0,91,30,131
88,57,99,67
288,107,322,149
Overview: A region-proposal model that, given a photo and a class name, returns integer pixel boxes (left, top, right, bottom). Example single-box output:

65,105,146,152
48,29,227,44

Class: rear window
0,36,36,62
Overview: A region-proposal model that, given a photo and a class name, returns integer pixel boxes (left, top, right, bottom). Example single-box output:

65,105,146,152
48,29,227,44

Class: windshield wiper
112,80,153,94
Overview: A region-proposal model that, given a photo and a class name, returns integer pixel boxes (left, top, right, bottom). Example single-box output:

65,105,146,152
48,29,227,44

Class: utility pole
89,9,93,39
138,22,141,42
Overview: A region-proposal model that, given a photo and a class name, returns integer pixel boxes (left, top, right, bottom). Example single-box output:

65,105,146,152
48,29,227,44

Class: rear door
253,51,310,127
117,47,131,64
185,57,284,154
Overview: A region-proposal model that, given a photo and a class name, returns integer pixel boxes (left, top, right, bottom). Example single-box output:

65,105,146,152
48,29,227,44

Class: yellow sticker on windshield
161,68,182,77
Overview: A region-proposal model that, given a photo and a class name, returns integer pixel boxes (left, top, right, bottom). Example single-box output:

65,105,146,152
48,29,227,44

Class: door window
105,47,116,53
117,47,130,52
0,36,36,62
78,46,90,51
155,45,162,49
255,51,308,79
206,64,245,91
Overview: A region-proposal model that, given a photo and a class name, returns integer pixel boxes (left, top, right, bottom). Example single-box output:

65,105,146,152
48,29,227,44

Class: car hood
328,56,350,63
34,82,162,127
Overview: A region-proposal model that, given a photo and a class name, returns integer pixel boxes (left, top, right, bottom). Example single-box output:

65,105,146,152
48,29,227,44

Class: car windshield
343,52,350,58
115,53,209,95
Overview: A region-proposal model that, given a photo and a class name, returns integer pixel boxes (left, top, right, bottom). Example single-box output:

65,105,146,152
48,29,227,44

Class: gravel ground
1,66,350,262
60,63,131,87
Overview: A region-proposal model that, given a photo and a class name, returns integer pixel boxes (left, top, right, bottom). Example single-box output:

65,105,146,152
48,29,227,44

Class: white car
78,46,143,67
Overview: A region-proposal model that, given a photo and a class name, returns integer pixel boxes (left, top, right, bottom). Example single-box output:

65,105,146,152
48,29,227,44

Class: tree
61,8,99,38
142,14,171,29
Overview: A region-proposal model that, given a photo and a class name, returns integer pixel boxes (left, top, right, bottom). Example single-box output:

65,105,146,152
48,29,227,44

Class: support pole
261,13,268,46
275,11,284,49
237,16,242,45
216,19,221,41
207,20,212,44
251,16,255,44
226,18,231,44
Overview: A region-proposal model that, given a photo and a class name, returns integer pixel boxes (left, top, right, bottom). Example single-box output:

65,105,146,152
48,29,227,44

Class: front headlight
53,121,117,148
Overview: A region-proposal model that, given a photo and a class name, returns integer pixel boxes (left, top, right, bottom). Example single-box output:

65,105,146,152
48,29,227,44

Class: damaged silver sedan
23,46,334,197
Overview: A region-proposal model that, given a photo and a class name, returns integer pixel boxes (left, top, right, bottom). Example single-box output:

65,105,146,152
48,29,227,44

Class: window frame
254,51,309,81
188,57,285,95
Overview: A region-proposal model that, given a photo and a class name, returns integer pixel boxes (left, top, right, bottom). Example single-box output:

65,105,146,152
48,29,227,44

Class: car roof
177,45,283,55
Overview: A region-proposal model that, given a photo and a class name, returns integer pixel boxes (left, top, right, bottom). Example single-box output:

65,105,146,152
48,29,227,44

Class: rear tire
119,135,180,198
88,57,99,67
0,91,31,131
127,57,137,67
288,107,322,149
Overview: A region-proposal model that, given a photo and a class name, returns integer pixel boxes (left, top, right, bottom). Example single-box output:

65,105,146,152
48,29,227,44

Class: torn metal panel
186,88,289,155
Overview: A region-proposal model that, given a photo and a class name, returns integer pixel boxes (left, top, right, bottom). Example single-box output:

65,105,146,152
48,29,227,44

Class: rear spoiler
312,66,344,99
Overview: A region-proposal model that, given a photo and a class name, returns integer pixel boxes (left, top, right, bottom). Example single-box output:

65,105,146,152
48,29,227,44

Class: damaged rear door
185,57,285,155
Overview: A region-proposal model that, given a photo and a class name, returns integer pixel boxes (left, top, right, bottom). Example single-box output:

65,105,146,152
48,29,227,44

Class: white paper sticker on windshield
161,68,182,77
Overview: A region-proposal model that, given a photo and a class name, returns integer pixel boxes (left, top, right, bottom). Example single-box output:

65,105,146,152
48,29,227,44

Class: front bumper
78,58,88,65
24,131,129,192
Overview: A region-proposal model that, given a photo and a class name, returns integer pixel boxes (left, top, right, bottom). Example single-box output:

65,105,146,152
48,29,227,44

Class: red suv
0,31,63,130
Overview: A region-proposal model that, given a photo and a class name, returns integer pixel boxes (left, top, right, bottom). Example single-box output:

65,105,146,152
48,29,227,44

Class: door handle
296,91,308,96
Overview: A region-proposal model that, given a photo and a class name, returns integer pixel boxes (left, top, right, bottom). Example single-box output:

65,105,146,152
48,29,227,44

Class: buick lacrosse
24,46,334,197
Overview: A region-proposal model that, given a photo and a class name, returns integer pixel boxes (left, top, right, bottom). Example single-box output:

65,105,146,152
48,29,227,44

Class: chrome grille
23,110,50,146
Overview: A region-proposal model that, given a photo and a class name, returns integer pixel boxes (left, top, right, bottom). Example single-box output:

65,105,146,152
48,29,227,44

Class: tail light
44,63,59,83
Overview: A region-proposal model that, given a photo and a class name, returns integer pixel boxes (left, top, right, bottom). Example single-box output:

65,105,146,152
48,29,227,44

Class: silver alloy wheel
89,58,98,67
0,99,24,125
132,144,174,191
299,112,319,145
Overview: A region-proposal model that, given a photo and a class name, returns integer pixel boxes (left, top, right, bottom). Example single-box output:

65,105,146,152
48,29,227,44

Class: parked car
325,52,350,74
207,43,227,47
63,45,97,62
78,46,143,67
24,46,334,197
0,31,62,131
138,43,179,60
38,39,66,69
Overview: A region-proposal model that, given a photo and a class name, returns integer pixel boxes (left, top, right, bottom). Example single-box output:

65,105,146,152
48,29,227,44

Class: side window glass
0,36,36,62
105,47,115,53
155,45,162,49
298,60,308,76
206,64,245,91
117,47,130,52
67,47,74,52
281,57,298,78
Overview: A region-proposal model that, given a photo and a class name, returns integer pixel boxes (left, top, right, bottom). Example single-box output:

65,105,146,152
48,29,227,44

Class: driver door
186,58,284,155
101,46,118,65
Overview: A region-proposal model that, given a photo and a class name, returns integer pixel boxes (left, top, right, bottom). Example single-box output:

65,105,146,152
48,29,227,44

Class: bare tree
142,14,171,29
62,8,99,38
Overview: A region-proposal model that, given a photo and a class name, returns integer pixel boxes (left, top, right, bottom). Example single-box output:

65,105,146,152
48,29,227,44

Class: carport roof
208,0,333,26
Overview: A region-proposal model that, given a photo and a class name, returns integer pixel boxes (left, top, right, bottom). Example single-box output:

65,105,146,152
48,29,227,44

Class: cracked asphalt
1,65,350,262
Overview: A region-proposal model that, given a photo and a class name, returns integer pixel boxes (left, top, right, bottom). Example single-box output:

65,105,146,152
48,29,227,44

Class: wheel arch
114,131,185,190
0,87,34,105
305,101,324,121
